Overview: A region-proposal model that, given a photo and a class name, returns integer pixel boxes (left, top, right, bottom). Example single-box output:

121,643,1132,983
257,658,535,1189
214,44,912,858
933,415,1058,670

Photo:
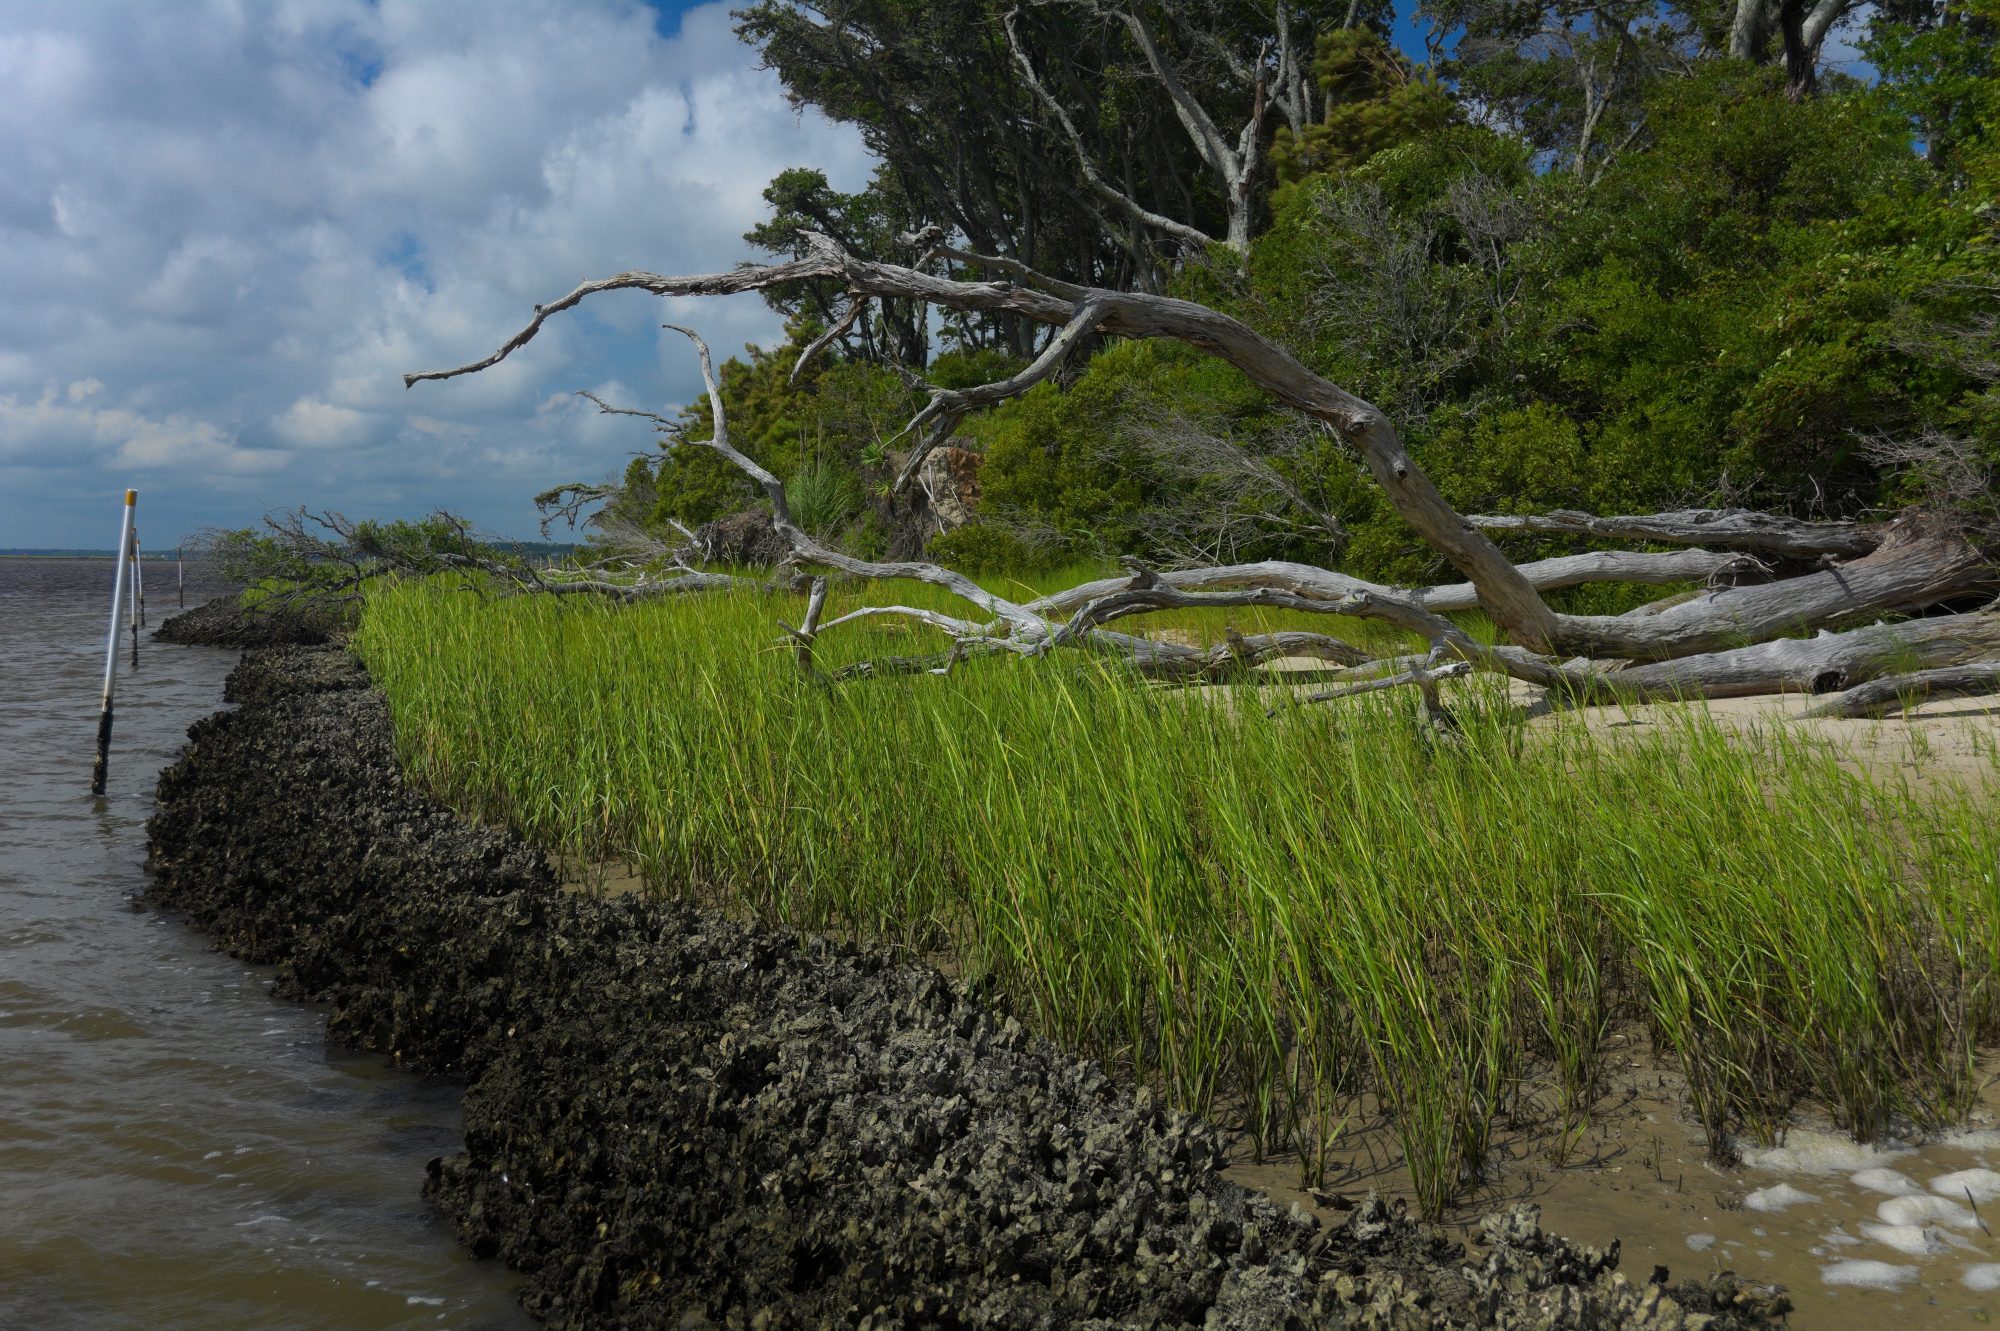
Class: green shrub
925,522,1043,573
650,443,756,529
786,461,860,537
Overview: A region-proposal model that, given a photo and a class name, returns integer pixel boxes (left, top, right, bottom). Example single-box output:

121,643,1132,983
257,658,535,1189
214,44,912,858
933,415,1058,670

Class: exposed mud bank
143,646,1788,1329
152,596,337,648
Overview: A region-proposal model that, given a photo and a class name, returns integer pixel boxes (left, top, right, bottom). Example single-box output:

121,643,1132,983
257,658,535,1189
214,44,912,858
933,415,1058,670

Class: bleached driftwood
1801,662,2000,719
403,232,1998,708
1467,508,1881,561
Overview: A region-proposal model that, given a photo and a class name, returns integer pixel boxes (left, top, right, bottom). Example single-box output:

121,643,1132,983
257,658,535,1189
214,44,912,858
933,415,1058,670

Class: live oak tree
1726,0,1868,99
739,0,1386,291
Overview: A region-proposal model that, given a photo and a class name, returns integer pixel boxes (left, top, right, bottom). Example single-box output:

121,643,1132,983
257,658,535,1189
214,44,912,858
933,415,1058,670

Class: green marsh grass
354,578,2000,1217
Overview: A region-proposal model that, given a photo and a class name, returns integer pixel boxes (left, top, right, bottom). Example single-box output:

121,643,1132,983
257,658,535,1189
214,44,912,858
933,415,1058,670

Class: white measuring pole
93,490,138,796
176,545,185,608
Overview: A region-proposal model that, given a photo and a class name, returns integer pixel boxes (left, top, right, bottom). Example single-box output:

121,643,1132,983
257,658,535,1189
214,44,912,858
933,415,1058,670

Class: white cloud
0,0,871,545
273,395,369,449
0,388,284,476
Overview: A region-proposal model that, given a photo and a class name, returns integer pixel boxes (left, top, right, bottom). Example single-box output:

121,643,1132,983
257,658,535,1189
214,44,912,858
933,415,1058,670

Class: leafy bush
924,522,1045,573
650,443,756,529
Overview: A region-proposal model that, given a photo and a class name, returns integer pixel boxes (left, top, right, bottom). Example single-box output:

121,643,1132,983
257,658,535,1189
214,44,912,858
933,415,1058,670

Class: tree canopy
565,0,1998,594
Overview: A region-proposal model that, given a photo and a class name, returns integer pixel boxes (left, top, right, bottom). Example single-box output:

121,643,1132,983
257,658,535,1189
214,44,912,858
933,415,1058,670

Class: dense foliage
589,0,1995,585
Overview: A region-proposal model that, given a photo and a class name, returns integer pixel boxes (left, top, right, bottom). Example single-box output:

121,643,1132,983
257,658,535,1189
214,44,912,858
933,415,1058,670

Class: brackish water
0,560,529,1331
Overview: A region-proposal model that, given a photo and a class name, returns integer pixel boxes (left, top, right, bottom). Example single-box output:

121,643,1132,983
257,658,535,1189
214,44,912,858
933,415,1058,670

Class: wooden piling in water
134,532,147,628
128,532,141,668
93,490,137,796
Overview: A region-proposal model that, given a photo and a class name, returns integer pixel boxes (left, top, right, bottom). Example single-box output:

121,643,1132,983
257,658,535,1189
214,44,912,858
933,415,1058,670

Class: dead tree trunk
1727,0,1858,100
403,231,1999,712
1005,1,1299,256
1802,664,2000,719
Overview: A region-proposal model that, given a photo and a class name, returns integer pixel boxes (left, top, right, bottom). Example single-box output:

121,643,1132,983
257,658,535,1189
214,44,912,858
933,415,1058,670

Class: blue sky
0,0,872,548
0,2,1876,549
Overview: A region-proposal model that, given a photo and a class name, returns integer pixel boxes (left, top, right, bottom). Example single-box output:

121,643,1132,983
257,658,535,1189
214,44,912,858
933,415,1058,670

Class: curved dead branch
791,296,872,384
889,295,1110,492
404,231,1998,692
902,229,1089,300
1289,659,1474,711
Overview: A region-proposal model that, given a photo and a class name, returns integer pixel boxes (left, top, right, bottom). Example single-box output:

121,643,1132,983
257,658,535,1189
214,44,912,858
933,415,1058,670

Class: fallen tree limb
815,603,1003,641
1800,663,2000,719
1555,613,2000,703
1467,508,1883,561
1054,580,1368,642
1552,524,1999,661
1097,628,1374,682
1420,548,1771,606
404,231,1998,681
537,570,752,601
829,640,1005,680
1032,548,1768,626
826,628,1377,685
1229,518,1992,666
1285,659,1474,711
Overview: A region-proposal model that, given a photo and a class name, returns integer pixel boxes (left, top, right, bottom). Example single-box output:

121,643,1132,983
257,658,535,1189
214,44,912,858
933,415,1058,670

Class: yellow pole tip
124,490,137,504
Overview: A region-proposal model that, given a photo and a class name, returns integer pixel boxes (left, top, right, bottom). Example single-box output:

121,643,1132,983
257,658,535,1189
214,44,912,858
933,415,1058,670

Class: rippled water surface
0,559,528,1331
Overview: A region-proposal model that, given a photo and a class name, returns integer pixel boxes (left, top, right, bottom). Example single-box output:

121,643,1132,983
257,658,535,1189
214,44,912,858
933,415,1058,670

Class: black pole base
91,707,113,796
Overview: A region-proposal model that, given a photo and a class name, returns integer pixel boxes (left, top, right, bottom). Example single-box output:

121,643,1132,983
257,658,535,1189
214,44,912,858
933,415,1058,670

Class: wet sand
1236,653,2000,1324
1230,1043,2000,1331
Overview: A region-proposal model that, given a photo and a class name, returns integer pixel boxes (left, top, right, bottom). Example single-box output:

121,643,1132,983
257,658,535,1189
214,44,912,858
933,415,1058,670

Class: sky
0,0,872,548
0,2,1877,549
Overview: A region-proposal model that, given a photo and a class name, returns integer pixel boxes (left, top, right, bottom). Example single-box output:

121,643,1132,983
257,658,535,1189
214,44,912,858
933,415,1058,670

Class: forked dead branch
404,230,2000,714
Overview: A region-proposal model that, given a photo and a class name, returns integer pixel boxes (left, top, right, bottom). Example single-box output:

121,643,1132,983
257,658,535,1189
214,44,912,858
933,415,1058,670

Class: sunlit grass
354,578,2000,1218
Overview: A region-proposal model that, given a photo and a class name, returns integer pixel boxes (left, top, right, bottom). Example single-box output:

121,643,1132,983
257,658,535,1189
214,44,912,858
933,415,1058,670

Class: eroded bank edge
140,627,1786,1329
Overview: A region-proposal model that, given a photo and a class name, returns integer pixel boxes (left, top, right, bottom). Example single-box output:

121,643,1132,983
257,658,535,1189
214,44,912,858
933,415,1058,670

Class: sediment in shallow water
143,644,1790,1328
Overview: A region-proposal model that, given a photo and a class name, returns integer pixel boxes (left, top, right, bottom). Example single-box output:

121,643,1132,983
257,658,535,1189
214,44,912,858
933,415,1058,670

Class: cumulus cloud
0,387,285,477
0,0,871,546
273,396,371,450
